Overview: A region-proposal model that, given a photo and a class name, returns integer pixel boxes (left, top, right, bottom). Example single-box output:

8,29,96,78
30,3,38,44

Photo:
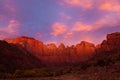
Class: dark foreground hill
0,40,42,73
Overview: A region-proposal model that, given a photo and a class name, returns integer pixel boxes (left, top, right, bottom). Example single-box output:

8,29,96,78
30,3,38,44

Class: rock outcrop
87,32,120,66
5,36,44,57
76,41,96,61
99,32,120,52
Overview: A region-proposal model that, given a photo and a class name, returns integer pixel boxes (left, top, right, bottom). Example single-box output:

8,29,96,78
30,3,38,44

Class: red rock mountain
0,32,120,78
100,32,120,52
5,36,96,64
1,32,120,73
87,32,120,66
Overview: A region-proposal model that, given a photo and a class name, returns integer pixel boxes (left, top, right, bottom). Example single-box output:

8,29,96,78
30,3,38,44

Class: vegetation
0,67,72,79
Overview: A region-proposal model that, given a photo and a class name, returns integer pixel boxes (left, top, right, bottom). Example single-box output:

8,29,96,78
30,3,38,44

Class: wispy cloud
4,4,16,14
99,0,120,11
51,22,67,36
0,15,6,21
72,22,92,31
59,12,72,20
62,0,93,9
0,20,20,39
35,32,42,40
63,32,73,38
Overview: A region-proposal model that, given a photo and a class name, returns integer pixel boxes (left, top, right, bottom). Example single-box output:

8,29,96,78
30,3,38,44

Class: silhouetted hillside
0,40,42,73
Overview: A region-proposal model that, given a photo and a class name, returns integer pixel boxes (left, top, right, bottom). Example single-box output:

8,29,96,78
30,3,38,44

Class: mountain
2,32,120,68
5,36,96,64
85,32,120,67
65,32,120,80
0,40,42,73
5,36,44,57
0,32,120,79
100,32,120,52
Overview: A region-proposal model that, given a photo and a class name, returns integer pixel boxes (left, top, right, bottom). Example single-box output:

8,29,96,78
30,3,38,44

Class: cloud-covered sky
0,0,120,45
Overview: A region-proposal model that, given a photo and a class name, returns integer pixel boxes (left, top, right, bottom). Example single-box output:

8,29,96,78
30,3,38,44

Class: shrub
13,68,53,78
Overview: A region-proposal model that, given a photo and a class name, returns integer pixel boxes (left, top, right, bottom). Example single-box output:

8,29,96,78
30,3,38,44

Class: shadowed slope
0,40,42,73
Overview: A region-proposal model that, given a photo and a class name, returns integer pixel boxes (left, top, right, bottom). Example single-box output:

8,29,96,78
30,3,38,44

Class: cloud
0,15,6,21
7,20,20,33
53,0,120,45
35,32,42,40
94,12,120,30
99,1,120,11
51,14,120,38
62,0,93,9
59,12,72,20
63,32,73,38
4,4,16,14
1,0,17,16
72,22,92,31
0,0,18,39
0,20,20,39
51,22,67,36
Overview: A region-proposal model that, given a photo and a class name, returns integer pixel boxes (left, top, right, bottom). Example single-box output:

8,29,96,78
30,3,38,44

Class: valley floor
1,70,120,80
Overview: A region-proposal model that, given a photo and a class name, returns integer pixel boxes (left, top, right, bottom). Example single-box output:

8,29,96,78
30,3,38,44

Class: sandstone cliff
87,32,120,66
101,32,120,52
5,37,96,64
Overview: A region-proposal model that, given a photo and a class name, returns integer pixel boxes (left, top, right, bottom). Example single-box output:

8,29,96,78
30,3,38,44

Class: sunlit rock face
5,31,120,66
75,41,96,61
5,36,96,64
5,36,44,57
0,40,42,72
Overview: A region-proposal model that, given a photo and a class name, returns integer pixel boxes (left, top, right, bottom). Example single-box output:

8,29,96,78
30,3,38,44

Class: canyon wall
5,36,96,64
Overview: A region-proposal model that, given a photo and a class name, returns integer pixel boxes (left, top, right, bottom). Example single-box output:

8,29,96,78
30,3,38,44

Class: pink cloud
94,12,120,29
45,41,58,46
99,1,120,11
62,0,93,9
51,22,67,36
35,32,42,40
0,15,6,21
59,12,72,20
7,20,20,33
72,22,92,31
63,32,73,38
0,20,20,39
4,4,16,14
78,34,106,44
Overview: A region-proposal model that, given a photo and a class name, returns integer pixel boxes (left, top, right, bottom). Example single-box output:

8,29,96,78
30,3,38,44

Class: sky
0,0,120,46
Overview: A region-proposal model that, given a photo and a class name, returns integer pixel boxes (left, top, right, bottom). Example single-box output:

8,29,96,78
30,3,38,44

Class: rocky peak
107,32,120,40
5,36,43,45
4,36,44,57
58,43,65,50
4,36,96,63
100,32,120,51
76,41,95,49
46,43,57,49
75,41,96,61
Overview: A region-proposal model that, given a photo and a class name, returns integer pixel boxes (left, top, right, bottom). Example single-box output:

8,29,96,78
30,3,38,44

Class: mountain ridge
4,36,96,63
0,32,120,75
